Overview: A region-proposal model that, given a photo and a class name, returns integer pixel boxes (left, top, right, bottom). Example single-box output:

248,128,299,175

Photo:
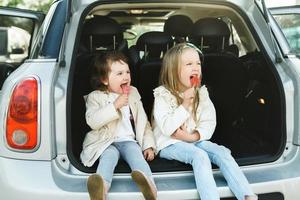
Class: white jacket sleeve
136,99,156,150
195,87,217,141
153,95,190,137
85,92,119,130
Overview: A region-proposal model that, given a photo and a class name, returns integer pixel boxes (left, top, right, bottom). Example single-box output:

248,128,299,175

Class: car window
273,12,300,54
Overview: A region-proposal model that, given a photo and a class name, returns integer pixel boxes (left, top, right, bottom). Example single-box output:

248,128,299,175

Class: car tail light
6,77,39,150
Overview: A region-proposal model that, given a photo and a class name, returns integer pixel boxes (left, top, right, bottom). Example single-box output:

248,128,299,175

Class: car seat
190,17,248,142
134,31,173,119
164,15,193,44
81,15,127,53
190,17,239,56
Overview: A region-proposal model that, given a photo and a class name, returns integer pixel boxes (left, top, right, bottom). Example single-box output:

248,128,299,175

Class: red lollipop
190,76,200,87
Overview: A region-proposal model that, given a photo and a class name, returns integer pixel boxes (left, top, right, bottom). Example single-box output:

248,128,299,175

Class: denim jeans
96,141,154,187
159,141,254,200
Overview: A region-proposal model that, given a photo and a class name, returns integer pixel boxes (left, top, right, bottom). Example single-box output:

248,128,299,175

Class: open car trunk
67,2,285,173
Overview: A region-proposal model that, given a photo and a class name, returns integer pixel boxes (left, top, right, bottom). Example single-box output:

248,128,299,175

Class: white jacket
80,86,156,167
152,85,216,153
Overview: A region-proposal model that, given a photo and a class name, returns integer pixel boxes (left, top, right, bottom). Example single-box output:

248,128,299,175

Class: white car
0,0,300,199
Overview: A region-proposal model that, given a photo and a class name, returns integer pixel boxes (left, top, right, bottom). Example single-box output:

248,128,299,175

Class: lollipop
190,75,200,87
121,84,131,95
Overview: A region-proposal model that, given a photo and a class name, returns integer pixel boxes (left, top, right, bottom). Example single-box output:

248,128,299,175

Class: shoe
131,170,157,200
87,174,106,200
245,195,258,200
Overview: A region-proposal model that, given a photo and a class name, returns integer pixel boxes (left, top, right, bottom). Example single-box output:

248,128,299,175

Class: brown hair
90,51,128,91
160,43,203,119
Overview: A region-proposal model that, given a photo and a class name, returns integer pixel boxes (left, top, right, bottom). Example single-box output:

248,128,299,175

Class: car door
270,6,300,55
0,7,44,89
267,4,300,146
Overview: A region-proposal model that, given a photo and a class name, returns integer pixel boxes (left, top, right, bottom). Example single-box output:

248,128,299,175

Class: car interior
68,2,285,173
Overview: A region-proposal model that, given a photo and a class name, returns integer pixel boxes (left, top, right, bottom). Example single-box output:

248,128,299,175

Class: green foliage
30,0,52,13
6,0,24,7
1,0,52,13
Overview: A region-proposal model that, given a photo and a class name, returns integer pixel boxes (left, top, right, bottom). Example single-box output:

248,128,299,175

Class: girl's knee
193,150,210,164
101,146,120,161
218,145,231,156
214,145,235,162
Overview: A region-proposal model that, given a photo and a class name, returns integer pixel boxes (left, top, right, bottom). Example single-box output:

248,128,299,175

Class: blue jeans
96,141,154,187
159,141,254,200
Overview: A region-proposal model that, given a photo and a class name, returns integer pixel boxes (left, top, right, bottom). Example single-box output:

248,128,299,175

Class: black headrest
136,31,173,59
190,18,231,53
164,15,193,37
82,16,124,51
83,16,122,37
136,31,173,49
191,18,230,38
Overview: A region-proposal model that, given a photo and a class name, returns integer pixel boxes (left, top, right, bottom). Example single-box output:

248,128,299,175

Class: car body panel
0,6,44,21
1,148,300,199
0,59,58,160
269,5,300,146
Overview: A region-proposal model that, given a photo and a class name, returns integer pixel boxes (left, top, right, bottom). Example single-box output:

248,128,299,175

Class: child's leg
87,174,106,200
131,170,157,200
195,141,256,200
160,141,219,200
87,144,120,200
114,141,154,183
96,144,120,188
114,141,157,200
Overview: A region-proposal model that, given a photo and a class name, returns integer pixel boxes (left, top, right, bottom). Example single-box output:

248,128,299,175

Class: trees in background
0,0,52,13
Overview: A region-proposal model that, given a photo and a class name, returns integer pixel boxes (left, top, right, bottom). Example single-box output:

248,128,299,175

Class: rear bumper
1,150,300,200
0,157,82,200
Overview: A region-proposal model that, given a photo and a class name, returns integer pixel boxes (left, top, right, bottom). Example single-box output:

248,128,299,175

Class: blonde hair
160,43,203,119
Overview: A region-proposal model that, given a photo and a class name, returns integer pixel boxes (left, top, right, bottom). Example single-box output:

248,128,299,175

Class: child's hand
182,87,195,110
143,148,155,161
171,126,200,142
171,127,187,140
113,94,128,109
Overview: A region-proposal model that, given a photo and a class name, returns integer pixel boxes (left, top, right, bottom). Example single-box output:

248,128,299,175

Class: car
0,6,44,88
0,26,30,63
1,0,300,199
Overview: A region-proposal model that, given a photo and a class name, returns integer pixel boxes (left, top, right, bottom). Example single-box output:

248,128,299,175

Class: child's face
105,60,131,94
178,48,202,91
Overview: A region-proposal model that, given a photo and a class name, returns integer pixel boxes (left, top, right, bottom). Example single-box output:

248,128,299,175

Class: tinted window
273,13,300,54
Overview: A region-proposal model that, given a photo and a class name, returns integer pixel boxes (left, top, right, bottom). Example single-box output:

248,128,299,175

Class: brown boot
87,174,106,200
131,170,157,200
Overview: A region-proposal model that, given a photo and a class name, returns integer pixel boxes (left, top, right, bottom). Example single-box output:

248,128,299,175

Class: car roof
71,0,253,13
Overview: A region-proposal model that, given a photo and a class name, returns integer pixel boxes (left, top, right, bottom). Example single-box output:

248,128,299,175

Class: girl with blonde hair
152,43,257,200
